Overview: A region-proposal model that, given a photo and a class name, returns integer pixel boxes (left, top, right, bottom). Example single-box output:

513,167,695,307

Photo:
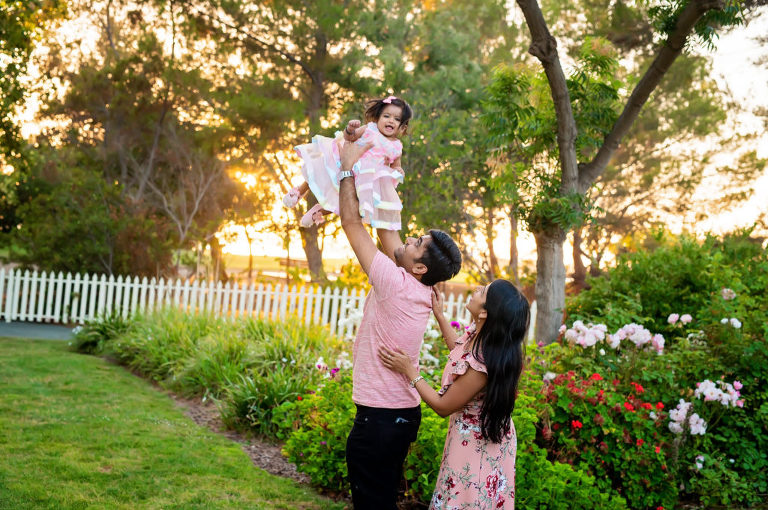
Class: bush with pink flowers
548,231,768,507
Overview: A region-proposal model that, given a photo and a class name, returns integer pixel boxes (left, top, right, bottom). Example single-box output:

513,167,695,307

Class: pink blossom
733,380,743,390
721,288,736,300
680,314,692,324
651,334,665,354
667,313,679,325
736,399,744,408
689,413,707,435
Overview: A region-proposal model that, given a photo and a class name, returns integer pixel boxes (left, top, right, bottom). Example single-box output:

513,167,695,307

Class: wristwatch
338,170,354,181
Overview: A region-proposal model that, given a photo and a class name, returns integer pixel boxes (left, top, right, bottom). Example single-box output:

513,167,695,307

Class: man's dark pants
346,404,422,509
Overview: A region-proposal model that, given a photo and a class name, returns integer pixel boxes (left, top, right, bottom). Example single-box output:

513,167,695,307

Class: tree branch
175,0,317,84
515,0,579,195
578,0,725,193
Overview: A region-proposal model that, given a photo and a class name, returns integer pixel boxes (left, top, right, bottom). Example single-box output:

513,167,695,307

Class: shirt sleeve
368,251,403,301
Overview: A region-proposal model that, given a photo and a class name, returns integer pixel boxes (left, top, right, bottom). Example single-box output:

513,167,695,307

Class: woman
379,280,529,509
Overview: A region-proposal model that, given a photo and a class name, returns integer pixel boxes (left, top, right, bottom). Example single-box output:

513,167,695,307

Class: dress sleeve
449,349,488,377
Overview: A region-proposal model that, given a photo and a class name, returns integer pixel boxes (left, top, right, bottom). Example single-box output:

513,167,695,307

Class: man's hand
339,139,374,173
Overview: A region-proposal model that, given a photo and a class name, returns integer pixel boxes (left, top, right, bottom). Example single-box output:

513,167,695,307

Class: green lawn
0,338,346,510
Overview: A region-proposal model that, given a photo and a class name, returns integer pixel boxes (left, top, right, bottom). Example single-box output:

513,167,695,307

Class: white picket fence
0,268,479,338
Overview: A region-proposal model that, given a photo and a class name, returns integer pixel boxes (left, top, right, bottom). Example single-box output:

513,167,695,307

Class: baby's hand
344,120,362,142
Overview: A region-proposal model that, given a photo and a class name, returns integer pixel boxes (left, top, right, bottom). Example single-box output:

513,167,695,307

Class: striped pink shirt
352,251,433,408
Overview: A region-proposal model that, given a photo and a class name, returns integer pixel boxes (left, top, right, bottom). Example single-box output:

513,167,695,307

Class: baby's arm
390,156,404,183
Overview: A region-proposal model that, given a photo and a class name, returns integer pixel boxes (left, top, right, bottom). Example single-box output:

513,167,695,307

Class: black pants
346,404,421,510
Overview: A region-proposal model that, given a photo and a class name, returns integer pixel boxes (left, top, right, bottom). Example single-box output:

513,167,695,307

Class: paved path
0,322,74,341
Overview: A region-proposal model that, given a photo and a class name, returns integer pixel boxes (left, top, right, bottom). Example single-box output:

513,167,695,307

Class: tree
496,0,746,342
161,0,426,281
0,0,65,233
540,0,767,286
18,0,247,276
396,0,524,281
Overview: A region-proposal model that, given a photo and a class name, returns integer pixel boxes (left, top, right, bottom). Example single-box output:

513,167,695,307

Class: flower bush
551,231,768,507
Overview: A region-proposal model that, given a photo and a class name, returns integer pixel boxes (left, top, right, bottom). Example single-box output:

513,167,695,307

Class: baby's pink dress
294,122,404,230
430,333,517,509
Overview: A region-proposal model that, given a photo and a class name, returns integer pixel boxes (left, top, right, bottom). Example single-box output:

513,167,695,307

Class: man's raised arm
377,229,401,262
339,140,378,275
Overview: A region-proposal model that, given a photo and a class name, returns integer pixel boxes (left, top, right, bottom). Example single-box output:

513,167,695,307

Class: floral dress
430,332,517,510
294,122,404,230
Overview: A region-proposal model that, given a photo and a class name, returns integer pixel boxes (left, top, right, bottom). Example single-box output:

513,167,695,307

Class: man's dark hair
418,229,462,286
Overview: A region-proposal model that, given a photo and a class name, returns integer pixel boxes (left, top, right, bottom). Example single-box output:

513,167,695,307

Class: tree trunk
572,226,587,289
245,230,253,286
534,227,566,344
508,208,520,287
296,35,329,283
209,236,228,283
485,212,500,280
296,194,327,282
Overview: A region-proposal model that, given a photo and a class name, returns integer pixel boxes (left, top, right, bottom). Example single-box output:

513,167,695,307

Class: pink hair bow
382,95,397,104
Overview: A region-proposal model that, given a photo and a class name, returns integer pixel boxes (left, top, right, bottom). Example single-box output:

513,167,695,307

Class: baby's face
377,105,404,138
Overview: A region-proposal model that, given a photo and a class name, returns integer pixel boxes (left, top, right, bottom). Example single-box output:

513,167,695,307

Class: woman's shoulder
448,336,487,376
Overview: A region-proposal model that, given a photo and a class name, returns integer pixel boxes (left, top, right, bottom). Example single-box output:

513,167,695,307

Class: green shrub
91,309,347,425
551,231,768,508
273,373,356,491
70,311,132,354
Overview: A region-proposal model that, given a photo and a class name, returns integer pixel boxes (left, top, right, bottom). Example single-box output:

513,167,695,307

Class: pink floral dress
294,122,404,230
430,333,517,509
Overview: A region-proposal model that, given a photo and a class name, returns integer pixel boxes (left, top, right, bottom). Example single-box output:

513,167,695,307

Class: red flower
641,403,653,410
655,445,661,454
623,402,635,412
636,438,645,447
598,441,608,453
656,402,664,410
630,382,645,394
590,373,603,381
571,420,583,429
553,423,560,431
657,506,664,510
612,379,620,386
297,396,303,400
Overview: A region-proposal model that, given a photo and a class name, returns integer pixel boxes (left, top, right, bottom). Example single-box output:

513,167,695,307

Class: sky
228,9,768,264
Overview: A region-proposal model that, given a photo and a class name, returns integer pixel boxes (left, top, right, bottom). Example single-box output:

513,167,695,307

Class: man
337,131,462,509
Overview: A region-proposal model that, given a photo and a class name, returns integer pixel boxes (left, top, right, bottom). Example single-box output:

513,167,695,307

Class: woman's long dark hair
471,279,530,443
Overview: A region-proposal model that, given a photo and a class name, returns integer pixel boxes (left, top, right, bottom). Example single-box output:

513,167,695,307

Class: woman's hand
378,347,417,379
431,287,445,318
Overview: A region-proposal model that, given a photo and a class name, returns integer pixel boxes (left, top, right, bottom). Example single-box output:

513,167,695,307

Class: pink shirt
352,251,433,408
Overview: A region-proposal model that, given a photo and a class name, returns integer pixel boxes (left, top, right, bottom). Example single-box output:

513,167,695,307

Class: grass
0,338,347,510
